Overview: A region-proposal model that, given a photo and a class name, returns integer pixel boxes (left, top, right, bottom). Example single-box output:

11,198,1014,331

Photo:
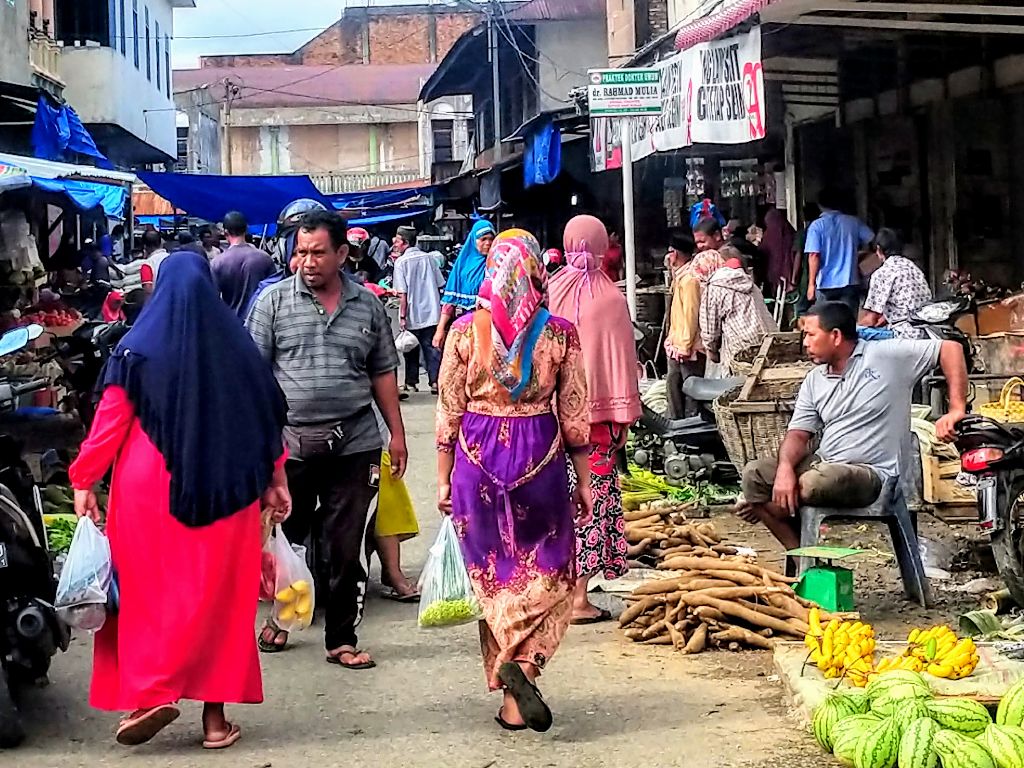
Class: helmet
347,227,370,247
278,198,328,228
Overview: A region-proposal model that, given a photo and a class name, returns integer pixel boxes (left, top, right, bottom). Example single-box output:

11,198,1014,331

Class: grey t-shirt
788,339,942,479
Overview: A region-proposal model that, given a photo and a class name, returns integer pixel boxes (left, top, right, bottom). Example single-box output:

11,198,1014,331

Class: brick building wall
199,12,477,69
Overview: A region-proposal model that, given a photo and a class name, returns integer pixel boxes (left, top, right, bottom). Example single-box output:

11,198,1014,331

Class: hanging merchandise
663,178,686,229
523,118,562,189
685,158,706,198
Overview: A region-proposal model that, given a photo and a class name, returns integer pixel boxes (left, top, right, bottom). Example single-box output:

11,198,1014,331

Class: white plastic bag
267,525,315,632
395,329,419,354
417,517,480,629
54,518,112,632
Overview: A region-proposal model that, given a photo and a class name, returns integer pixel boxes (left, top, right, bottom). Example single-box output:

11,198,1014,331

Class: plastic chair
788,476,930,608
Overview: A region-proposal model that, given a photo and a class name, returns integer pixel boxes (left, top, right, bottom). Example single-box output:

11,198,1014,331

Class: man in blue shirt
804,189,874,314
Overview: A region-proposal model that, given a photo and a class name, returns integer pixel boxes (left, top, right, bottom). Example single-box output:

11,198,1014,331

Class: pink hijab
548,215,641,426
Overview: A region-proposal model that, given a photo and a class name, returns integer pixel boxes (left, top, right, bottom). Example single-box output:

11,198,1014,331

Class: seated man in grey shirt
736,301,967,551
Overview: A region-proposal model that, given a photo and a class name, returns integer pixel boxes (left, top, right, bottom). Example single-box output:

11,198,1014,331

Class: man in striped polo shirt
247,209,406,669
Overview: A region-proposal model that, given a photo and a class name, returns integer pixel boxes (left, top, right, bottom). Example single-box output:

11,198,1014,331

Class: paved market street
13,395,809,768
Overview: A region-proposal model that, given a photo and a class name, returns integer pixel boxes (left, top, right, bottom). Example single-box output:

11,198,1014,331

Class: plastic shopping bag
395,329,419,354
417,517,480,629
267,525,315,632
54,517,112,633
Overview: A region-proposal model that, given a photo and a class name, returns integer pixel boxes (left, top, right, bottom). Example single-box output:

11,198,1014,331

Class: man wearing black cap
392,226,445,395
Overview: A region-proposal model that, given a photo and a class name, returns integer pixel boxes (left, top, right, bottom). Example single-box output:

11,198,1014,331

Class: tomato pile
18,308,80,328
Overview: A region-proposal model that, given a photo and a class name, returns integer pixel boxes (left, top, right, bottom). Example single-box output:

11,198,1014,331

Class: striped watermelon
867,671,931,701
814,695,863,751
892,700,933,738
872,684,933,717
843,689,870,714
933,729,997,768
855,716,900,768
998,680,1024,728
834,715,884,766
898,717,939,768
978,723,1024,768
928,699,993,737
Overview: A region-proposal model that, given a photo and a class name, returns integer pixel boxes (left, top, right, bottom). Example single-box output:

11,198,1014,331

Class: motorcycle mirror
0,326,33,357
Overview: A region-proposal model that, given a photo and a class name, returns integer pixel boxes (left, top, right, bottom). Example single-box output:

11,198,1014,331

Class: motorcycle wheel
991,484,1024,609
0,670,25,748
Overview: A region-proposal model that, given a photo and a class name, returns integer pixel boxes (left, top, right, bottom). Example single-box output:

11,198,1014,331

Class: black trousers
403,324,441,387
666,355,706,418
282,450,380,650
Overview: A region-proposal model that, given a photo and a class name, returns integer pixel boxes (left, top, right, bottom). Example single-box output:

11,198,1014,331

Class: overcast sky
171,2,345,69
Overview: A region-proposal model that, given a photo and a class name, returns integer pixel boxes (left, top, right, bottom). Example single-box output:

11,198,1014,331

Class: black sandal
495,710,528,732
497,662,552,733
257,622,288,653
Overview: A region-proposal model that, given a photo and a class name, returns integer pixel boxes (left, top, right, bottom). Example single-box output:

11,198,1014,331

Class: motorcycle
0,326,69,747
955,415,1024,608
631,376,741,485
909,294,977,372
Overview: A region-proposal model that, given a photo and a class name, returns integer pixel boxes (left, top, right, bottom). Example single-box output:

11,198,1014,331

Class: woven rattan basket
979,377,1024,423
714,392,799,470
730,332,810,377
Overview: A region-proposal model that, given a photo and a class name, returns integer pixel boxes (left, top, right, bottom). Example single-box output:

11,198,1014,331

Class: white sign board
587,69,663,118
591,29,766,171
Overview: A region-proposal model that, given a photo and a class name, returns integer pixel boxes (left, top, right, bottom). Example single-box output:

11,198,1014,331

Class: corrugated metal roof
173,63,438,109
0,152,136,184
506,0,605,22
674,0,773,50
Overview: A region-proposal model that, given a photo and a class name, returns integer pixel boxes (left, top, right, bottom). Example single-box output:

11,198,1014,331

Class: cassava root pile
625,500,732,567
621,525,845,654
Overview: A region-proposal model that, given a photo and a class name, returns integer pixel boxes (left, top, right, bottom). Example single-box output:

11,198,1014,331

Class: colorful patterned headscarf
476,231,548,400
487,228,540,273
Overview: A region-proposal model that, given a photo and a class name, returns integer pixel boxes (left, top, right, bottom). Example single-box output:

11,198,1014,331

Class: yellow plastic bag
375,451,419,539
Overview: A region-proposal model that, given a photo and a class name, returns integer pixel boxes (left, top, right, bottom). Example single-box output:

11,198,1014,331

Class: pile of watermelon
812,669,1024,768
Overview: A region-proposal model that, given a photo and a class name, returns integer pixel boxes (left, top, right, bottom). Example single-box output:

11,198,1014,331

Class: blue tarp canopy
328,185,433,211
138,172,333,227
349,206,433,226
32,177,127,218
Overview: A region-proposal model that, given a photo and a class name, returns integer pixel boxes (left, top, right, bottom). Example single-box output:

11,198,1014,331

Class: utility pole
489,17,502,163
220,79,234,175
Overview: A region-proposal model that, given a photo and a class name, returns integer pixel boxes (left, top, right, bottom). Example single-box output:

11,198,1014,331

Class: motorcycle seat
682,376,745,403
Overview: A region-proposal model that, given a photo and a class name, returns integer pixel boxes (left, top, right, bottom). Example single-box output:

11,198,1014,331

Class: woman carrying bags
70,252,289,750
548,215,641,624
435,231,592,733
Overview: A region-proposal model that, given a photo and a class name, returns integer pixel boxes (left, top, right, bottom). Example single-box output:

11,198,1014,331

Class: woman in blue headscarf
431,218,496,348
70,251,289,751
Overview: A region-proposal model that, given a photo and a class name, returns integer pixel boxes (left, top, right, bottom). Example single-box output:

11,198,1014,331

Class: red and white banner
591,28,766,172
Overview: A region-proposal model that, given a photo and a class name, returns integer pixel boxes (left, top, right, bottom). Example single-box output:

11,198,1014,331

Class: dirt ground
7,392,998,767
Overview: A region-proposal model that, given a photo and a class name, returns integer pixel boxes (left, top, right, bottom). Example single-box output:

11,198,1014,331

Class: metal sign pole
621,117,637,321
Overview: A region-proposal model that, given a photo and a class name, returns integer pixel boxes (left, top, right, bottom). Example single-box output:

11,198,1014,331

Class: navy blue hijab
102,251,287,527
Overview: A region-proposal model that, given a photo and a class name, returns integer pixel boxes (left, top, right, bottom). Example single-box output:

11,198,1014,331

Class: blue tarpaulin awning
348,206,433,227
328,186,433,211
31,177,127,218
138,172,333,227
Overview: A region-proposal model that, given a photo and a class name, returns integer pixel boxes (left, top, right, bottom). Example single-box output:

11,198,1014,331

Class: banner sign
591,28,766,172
587,69,663,118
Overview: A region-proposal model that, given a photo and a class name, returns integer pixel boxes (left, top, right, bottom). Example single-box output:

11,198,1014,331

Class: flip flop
571,608,613,626
326,648,377,670
381,587,421,603
257,624,289,653
115,705,180,746
497,662,552,733
495,710,528,732
202,723,241,750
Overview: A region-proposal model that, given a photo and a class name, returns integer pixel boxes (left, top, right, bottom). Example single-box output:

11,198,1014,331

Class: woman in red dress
70,251,289,750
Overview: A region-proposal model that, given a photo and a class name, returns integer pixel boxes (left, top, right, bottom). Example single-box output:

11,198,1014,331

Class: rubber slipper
571,608,613,626
257,625,288,653
381,587,421,603
326,649,377,670
202,723,241,750
115,705,180,746
497,662,552,733
495,710,528,732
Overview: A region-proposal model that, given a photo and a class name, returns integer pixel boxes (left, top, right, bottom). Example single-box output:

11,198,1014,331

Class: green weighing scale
786,546,864,612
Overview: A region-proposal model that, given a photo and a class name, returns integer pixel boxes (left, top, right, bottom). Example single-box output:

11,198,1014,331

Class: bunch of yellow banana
906,626,980,679
874,654,925,674
804,609,876,686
